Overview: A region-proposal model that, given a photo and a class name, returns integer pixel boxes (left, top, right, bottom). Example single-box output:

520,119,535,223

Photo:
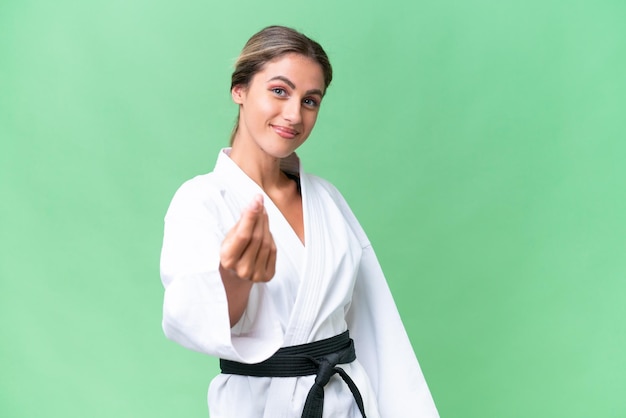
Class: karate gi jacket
160,149,439,417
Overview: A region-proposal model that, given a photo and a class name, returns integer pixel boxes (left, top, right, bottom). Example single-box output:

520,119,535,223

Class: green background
2,0,625,417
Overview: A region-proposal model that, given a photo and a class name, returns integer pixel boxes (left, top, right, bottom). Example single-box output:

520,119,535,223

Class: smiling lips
271,124,299,139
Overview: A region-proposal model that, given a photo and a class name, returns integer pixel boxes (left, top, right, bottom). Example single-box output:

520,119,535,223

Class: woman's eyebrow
268,75,296,89
267,75,323,97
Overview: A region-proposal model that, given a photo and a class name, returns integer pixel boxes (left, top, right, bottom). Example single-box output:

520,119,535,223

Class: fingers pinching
236,195,263,240
264,233,277,280
220,194,276,282
221,195,263,262
250,210,276,282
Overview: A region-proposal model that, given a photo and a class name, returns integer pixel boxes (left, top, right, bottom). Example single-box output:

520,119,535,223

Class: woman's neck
229,142,287,192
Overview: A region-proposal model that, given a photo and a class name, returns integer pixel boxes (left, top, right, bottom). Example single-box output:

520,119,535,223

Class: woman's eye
272,88,286,96
303,98,319,108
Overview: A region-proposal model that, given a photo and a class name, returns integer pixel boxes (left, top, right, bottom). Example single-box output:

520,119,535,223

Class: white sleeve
347,247,439,417
159,181,283,363
330,188,439,417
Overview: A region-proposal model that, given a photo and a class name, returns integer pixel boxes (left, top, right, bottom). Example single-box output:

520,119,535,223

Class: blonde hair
229,26,333,144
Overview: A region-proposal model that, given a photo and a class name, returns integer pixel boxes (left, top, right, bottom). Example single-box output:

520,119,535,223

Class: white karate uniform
160,149,439,417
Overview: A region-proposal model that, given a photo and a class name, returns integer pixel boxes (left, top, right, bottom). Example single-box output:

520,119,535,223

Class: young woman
160,25,438,417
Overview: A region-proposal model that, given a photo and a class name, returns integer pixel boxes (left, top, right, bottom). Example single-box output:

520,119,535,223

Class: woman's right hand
220,194,277,283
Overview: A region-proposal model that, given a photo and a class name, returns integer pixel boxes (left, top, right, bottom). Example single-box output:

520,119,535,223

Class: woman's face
231,53,326,159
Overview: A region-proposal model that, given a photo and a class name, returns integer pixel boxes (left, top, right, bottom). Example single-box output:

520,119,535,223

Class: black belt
220,331,367,418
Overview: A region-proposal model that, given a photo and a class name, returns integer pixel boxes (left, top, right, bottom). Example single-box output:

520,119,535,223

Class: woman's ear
231,84,245,104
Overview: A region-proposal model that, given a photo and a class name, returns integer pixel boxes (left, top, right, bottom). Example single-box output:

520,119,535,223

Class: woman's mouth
271,125,299,139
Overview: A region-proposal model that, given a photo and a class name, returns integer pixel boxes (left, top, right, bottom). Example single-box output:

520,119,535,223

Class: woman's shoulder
165,172,224,218
175,171,220,193
170,172,222,201
303,172,371,247
303,172,344,198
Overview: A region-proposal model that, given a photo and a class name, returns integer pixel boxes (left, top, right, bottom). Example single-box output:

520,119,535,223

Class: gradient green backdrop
2,0,625,417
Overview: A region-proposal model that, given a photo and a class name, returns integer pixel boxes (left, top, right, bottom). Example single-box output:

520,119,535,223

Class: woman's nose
282,99,302,124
